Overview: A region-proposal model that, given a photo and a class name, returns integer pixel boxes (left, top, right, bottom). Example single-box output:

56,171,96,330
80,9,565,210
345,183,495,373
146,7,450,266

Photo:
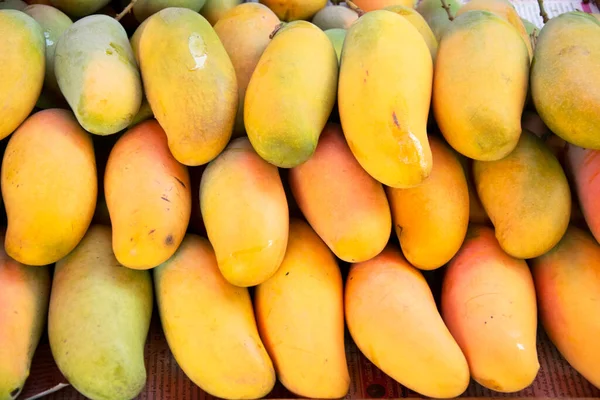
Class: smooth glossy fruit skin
324,28,345,64
353,0,414,11
434,10,529,161
339,10,432,188
49,0,109,17
416,0,460,41
49,225,153,400
531,12,600,149
245,20,338,168
133,0,206,22
385,5,438,62
0,10,45,140
442,225,539,392
531,226,600,389
54,15,142,135
345,246,470,398
259,0,325,21
214,3,280,138
2,109,97,266
474,131,571,259
0,234,50,400
154,235,275,399
521,17,538,35
201,137,288,287
289,123,391,263
312,5,357,30
255,219,350,398
138,8,238,166
387,136,469,270
105,120,191,270
201,0,242,25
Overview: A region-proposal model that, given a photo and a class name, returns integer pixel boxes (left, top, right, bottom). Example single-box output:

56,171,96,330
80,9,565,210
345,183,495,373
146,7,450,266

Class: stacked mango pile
1,0,600,399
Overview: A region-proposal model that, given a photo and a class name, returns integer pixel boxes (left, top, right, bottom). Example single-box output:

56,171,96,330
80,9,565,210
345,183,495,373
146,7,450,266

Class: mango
442,225,539,392
433,10,529,161
255,219,350,398
138,8,237,166
531,12,600,149
324,28,345,63
353,0,415,11
385,5,438,61
48,225,153,400
127,95,153,128
245,20,338,168
0,10,45,140
345,246,470,398
154,235,275,399
259,0,325,21
521,17,538,36
459,156,489,224
214,3,280,138
133,0,206,22
54,15,142,135
2,109,97,266
289,123,391,263
49,0,109,18
105,120,191,270
200,137,288,287
531,226,600,389
473,131,570,259
0,0,27,10
312,5,358,30
339,10,432,188
201,0,242,25
0,234,50,400
416,0,459,41
387,136,469,270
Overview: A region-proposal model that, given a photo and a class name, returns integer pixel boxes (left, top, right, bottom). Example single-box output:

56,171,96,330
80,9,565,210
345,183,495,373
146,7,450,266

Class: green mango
416,0,460,41
132,0,206,22
324,28,345,64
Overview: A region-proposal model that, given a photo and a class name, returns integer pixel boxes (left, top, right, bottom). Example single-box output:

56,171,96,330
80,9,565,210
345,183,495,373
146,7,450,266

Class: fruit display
1,0,600,399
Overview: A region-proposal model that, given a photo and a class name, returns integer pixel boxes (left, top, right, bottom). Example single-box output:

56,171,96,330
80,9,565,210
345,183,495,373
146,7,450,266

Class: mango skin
0,10,45,141
289,123,391,263
259,0,325,21
312,5,358,30
385,5,438,62
200,137,288,287
214,3,280,138
474,131,571,259
48,225,153,400
434,10,529,161
0,0,28,10
531,12,600,149
324,28,345,64
133,0,206,22
442,225,539,392
531,226,600,389
416,0,460,41
154,235,276,399
339,10,433,188
49,0,109,17
2,109,97,266
138,8,238,166
353,0,415,11
55,15,142,135
0,234,50,400
346,246,470,398
245,20,338,168
105,120,191,270
387,136,469,270
255,219,350,398
201,0,242,25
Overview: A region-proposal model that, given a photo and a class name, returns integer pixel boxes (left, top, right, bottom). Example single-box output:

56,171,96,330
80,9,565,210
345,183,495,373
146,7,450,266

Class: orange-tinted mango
259,0,325,21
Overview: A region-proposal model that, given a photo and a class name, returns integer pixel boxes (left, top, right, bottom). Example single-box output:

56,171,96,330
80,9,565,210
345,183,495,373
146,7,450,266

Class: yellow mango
105,120,191,270
339,10,432,188
387,136,469,270
433,10,529,161
259,0,326,21
443,225,539,392
345,246,470,398
312,5,358,30
49,0,109,17
133,0,207,22
255,219,350,398
416,0,460,41
245,20,338,168
0,10,45,140
154,235,275,399
385,5,438,61
138,8,238,166
2,109,97,266
473,131,571,259
214,3,280,138
201,0,242,25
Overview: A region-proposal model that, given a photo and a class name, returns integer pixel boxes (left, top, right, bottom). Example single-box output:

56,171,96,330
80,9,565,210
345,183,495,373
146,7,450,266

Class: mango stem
269,22,285,39
115,0,138,21
345,0,365,16
537,0,549,23
440,0,454,21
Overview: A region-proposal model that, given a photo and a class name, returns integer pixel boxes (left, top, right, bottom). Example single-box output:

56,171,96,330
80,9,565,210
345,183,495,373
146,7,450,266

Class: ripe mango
531,12,600,149
385,5,438,61
339,10,432,188
245,20,337,168
55,15,142,135
442,225,539,392
473,131,570,259
346,246,470,398
416,0,459,41
289,123,391,263
214,3,280,138
434,10,529,161
353,0,415,11
531,226,600,389
201,0,242,25
49,0,109,17
255,219,350,398
0,10,45,140
459,156,489,224
2,109,97,266
133,0,206,22
0,235,50,400
259,0,325,21
105,120,191,270
154,235,275,399
312,5,358,30
48,225,153,400
200,138,288,287
138,8,237,166
387,136,469,270
324,28,345,63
